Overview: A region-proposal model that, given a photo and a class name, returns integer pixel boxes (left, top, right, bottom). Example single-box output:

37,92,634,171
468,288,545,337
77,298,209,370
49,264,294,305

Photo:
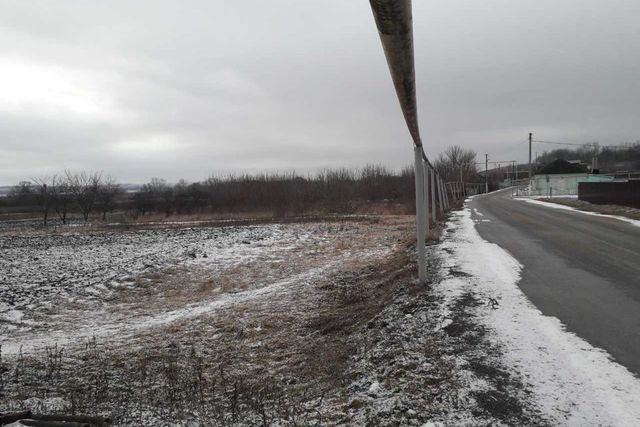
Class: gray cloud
1,0,639,185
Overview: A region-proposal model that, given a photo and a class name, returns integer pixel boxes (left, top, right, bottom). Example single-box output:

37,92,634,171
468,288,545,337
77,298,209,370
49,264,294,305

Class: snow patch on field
0,264,335,355
516,197,640,228
0,225,309,332
438,207,640,426
0,222,396,357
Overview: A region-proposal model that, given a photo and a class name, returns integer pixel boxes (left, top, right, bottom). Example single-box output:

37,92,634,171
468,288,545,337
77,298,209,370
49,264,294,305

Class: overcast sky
2,0,640,185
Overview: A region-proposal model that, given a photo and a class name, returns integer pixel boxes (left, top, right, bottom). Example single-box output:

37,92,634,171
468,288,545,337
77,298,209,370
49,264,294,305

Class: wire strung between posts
532,140,635,149
370,0,464,285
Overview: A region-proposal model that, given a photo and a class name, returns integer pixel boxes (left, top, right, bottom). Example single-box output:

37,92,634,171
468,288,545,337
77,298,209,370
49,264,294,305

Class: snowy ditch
439,205,640,426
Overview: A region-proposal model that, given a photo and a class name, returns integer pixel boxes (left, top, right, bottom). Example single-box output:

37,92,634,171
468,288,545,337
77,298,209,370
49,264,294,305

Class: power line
533,140,587,147
532,140,636,149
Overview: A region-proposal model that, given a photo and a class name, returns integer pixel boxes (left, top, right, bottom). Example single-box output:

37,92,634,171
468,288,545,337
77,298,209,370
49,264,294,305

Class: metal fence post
440,178,449,210
437,176,445,213
430,167,436,221
414,146,427,284
423,160,430,227
445,181,450,208
446,180,450,208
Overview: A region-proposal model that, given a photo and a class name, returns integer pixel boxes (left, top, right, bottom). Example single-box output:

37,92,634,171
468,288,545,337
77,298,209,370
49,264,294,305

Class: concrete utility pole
529,132,533,191
485,154,489,193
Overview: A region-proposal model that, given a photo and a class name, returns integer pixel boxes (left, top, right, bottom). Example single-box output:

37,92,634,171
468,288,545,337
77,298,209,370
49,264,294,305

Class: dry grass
4,214,496,426
0,220,418,425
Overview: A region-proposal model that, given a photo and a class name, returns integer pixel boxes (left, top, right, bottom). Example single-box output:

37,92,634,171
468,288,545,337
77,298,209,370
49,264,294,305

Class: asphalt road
469,189,640,376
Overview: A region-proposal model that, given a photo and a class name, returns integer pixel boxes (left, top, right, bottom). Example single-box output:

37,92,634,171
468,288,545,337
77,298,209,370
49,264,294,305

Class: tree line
2,146,484,226
133,166,419,217
2,166,417,225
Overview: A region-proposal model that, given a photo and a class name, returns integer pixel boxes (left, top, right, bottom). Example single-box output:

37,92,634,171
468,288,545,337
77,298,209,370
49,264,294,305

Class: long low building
530,173,614,196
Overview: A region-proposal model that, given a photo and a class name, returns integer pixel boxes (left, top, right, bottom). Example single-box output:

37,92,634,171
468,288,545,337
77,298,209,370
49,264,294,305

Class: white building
530,173,614,196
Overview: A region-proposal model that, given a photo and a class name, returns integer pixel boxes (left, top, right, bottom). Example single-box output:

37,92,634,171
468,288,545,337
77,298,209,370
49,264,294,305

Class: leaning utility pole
485,154,489,193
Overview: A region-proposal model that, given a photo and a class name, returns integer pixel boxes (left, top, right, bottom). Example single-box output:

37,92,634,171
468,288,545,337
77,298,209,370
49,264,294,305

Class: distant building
530,172,614,196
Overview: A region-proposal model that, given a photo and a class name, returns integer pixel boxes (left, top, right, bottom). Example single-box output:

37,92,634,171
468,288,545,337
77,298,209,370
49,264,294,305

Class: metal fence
370,0,490,284
578,181,640,208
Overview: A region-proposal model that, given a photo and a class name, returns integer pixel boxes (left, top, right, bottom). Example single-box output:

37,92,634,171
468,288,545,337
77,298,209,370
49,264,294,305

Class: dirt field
0,215,547,426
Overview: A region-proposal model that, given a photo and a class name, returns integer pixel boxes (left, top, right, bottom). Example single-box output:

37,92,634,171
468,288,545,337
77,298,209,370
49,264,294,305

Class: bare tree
66,170,102,222
172,179,190,214
133,178,171,216
31,177,51,226
96,175,121,220
50,174,72,225
434,146,477,183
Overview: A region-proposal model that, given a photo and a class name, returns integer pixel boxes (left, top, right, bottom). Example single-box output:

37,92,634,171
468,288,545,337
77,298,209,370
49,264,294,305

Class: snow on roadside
515,197,640,228
438,206,640,426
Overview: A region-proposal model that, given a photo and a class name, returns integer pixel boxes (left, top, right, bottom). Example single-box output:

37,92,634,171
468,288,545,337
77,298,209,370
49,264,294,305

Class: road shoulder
514,197,640,227
442,204,640,425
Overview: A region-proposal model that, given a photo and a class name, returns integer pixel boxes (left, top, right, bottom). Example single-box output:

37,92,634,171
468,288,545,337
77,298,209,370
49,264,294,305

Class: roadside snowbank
438,207,640,426
515,197,640,228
